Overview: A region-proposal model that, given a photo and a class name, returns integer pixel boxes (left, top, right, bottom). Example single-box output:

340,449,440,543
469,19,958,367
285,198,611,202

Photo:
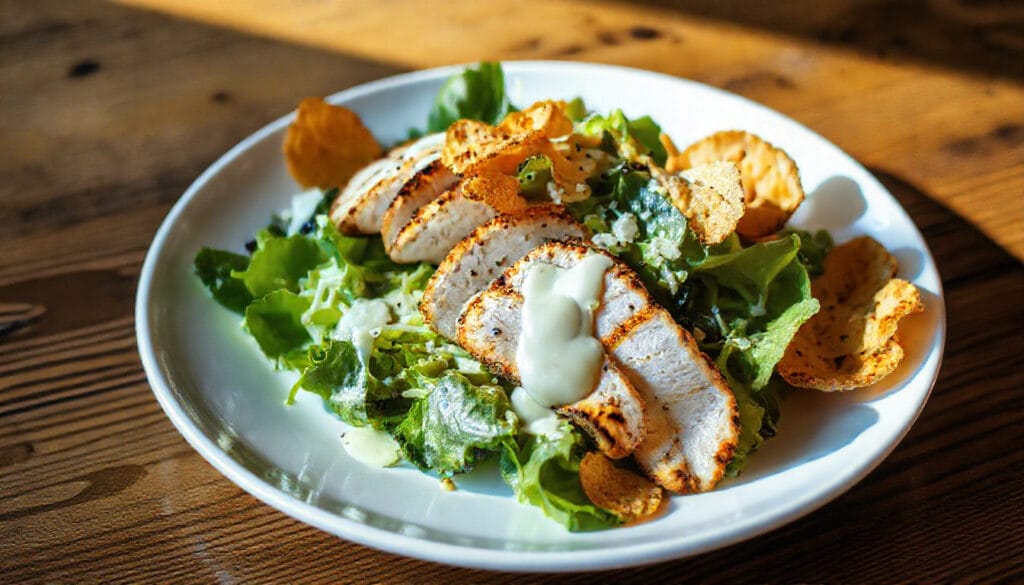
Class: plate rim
135,60,946,572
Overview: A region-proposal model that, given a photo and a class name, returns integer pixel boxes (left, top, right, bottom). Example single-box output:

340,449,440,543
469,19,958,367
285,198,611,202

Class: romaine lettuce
194,248,252,314
426,62,514,132
500,427,621,531
578,110,668,166
293,338,412,428
232,228,327,299
244,289,312,360
396,371,517,475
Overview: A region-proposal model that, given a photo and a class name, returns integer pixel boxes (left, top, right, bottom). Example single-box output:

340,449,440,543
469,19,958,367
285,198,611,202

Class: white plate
136,62,945,572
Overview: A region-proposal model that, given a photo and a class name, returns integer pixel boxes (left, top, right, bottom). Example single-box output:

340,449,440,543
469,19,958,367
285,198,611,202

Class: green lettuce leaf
244,290,312,359
691,235,818,389
500,427,621,532
516,155,553,199
233,229,327,299
564,97,588,122
426,62,513,132
194,247,253,313
578,110,668,166
687,235,819,472
395,371,517,475
295,338,412,428
568,162,708,302
784,228,834,277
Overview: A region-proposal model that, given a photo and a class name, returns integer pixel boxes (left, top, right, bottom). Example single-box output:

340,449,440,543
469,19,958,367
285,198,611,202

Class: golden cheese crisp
652,161,746,245
460,172,527,214
283,97,382,189
499,99,574,138
779,236,924,391
673,130,804,240
579,452,664,523
440,101,589,202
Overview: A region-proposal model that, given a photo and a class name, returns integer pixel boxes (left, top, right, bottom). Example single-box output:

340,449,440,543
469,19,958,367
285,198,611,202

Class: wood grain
1,0,1022,582
113,0,1024,260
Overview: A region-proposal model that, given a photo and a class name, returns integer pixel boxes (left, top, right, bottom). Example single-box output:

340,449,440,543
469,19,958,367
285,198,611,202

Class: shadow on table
627,0,1024,81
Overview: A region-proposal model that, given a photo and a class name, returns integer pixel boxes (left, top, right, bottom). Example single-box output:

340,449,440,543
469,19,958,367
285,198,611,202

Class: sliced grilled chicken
420,206,587,340
607,306,739,493
500,238,654,341
458,285,646,459
330,133,444,234
471,239,739,493
380,159,459,251
329,157,399,234
388,174,527,265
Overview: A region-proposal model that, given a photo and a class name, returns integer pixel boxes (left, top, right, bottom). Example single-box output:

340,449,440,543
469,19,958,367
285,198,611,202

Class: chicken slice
329,157,399,234
458,285,646,459
419,205,587,340
330,133,445,235
500,238,654,341
607,306,739,493
466,239,739,492
380,159,459,251
388,174,527,265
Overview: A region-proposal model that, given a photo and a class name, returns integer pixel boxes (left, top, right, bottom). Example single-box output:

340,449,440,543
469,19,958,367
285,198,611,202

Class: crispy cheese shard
579,452,663,524
651,161,745,245
283,97,382,190
387,173,527,264
779,236,924,391
673,130,804,239
441,101,591,202
419,206,587,340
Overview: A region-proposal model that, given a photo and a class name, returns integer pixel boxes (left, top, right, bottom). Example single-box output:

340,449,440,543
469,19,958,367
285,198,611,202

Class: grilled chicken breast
420,206,587,340
330,133,445,235
380,159,459,252
607,307,739,493
458,285,647,459
387,176,527,264
462,239,739,493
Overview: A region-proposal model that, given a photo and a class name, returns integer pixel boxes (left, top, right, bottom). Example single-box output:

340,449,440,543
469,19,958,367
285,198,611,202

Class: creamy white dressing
515,254,613,409
335,298,391,365
341,426,400,467
286,188,325,235
510,387,562,436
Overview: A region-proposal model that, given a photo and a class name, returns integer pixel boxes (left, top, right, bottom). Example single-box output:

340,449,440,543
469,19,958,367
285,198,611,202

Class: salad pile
194,63,921,530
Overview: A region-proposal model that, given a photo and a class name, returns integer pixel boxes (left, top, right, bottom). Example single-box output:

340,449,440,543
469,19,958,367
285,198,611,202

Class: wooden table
2,1,1021,582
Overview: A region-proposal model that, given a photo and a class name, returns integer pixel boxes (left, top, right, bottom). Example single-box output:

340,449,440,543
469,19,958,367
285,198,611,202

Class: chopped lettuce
578,110,668,166
500,426,621,531
516,155,554,198
564,97,589,122
785,228,834,277
569,162,709,302
244,290,312,360
194,248,252,313
426,62,514,132
232,229,327,299
395,371,517,475
293,338,412,428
